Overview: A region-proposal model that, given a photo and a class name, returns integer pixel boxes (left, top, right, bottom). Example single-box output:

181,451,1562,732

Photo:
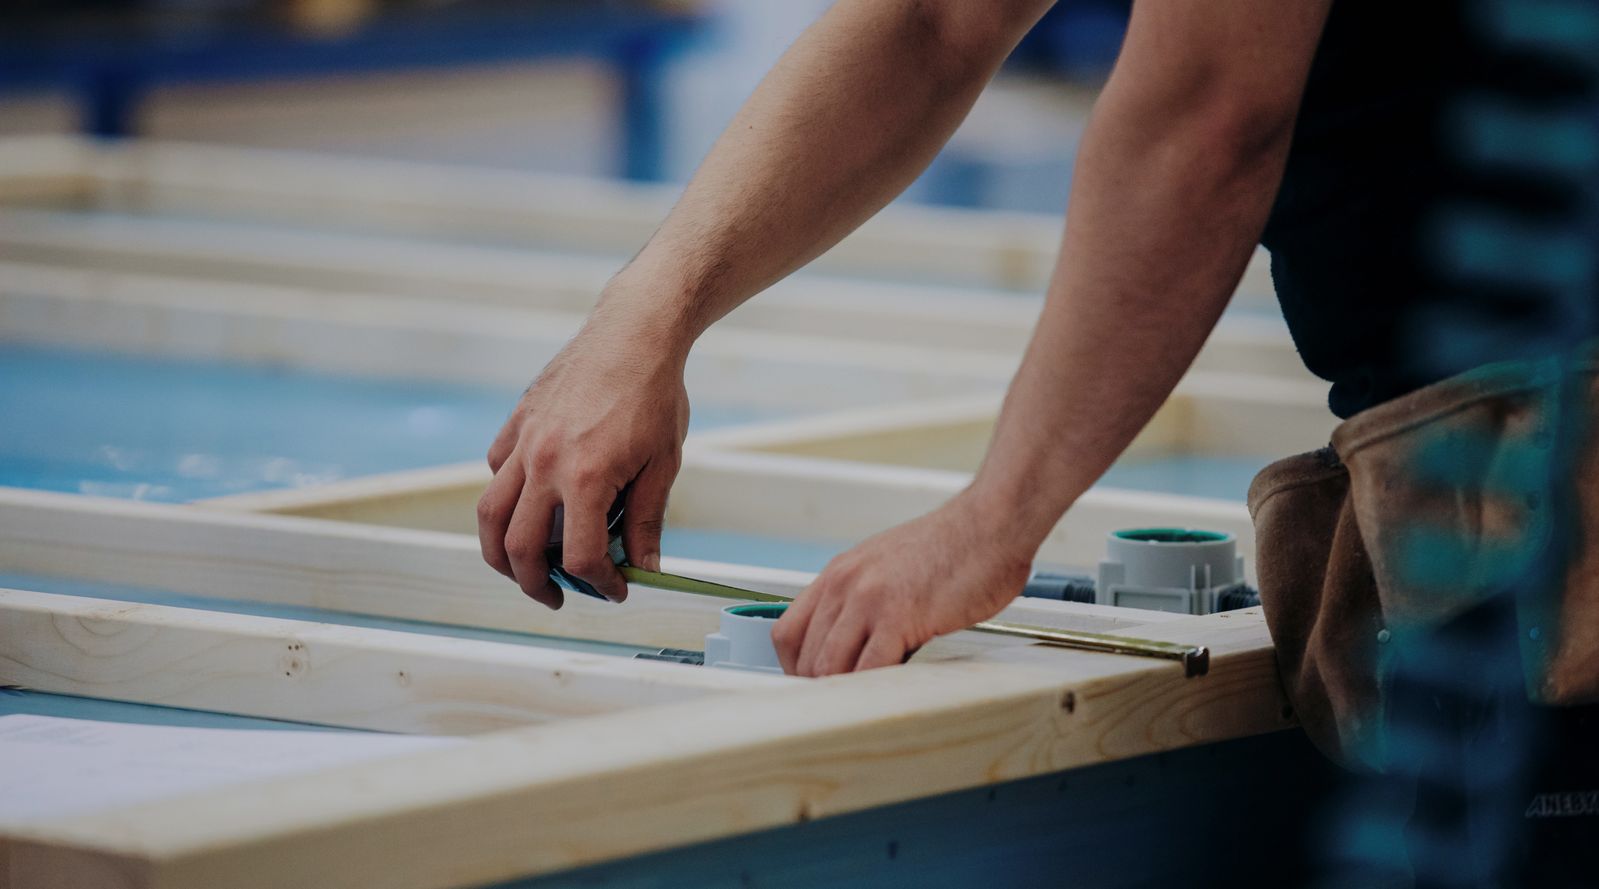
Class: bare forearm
594,0,1051,349
968,0,1331,546
974,114,1287,541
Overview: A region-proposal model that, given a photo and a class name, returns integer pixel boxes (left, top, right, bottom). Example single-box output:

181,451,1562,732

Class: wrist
952,478,1064,566
586,280,698,371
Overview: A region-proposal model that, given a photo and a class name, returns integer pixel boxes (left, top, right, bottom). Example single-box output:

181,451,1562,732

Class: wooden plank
684,395,1009,463
665,450,1258,576
705,380,1334,469
0,209,1309,379
0,589,788,735
2,608,1290,889
198,459,1194,634
0,488,739,652
193,450,1228,639
196,462,504,532
0,259,1013,409
49,138,1279,310
199,456,1185,634
0,488,1181,664
195,444,1257,583
0,136,95,204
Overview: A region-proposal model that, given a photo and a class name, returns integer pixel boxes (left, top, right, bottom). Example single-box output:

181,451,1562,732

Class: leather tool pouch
1248,353,1599,770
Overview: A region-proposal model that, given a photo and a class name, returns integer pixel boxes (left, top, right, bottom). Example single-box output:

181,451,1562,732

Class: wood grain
0,488,734,651
194,446,1254,589
0,489,1183,659
4,608,1291,889
705,379,1333,469
0,135,94,204
0,588,788,735
0,208,1306,378
0,259,1013,410
61,138,1278,308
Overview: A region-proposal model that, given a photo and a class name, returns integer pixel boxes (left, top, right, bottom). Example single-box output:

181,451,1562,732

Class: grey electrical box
1096,528,1245,615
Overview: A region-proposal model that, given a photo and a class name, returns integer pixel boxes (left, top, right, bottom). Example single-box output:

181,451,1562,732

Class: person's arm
773,0,1333,676
478,0,1055,606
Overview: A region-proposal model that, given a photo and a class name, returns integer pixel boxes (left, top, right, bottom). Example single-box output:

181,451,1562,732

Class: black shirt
1259,0,1598,419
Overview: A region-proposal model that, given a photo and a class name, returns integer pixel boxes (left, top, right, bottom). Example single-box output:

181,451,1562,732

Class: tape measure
542,492,1209,676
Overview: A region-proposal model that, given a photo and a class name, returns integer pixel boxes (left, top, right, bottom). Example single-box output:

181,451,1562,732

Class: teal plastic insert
1113,528,1229,544
726,603,789,620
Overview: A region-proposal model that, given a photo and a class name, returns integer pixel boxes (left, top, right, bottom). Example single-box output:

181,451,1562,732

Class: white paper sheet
0,714,463,825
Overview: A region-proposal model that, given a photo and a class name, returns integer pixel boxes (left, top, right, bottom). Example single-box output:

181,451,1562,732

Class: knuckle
658,448,683,474
527,443,561,477
821,558,857,585
504,533,539,563
562,551,604,576
630,516,665,538
568,462,608,490
476,494,505,524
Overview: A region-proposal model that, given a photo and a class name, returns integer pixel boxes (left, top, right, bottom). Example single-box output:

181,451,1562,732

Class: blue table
0,342,774,502
0,4,698,181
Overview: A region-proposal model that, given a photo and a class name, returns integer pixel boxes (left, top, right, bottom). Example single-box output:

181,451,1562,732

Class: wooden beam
195,445,1257,583
664,450,1258,576
0,259,1014,408
198,458,1187,635
0,210,1309,379
0,488,736,651
0,488,1181,662
3,608,1291,889
696,379,1334,469
195,462,507,532
0,589,788,735
41,138,1277,310
0,136,95,204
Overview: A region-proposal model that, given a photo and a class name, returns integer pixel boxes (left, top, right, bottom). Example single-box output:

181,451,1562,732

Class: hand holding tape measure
544,492,1209,677
544,491,787,603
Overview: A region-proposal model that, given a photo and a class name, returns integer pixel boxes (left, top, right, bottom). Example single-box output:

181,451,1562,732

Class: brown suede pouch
1250,353,1599,769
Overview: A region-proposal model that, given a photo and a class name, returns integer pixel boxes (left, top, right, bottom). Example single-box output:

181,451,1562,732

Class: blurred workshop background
0,0,1126,212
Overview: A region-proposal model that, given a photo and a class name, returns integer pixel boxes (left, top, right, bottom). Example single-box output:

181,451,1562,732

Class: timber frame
0,136,1317,887
0,488,1292,889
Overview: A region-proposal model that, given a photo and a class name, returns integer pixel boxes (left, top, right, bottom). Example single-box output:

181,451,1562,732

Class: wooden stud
0,259,1014,407
194,445,1256,584
0,487,743,652
26,138,1280,311
0,588,789,735
2,608,1291,889
0,136,95,204
0,211,1308,380
0,488,1182,657
696,381,1334,468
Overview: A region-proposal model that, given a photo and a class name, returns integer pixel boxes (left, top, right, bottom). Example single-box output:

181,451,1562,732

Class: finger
476,459,524,578
486,408,523,473
621,453,679,572
810,611,870,677
772,590,819,675
561,485,628,603
853,631,910,672
504,486,563,609
795,595,846,678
